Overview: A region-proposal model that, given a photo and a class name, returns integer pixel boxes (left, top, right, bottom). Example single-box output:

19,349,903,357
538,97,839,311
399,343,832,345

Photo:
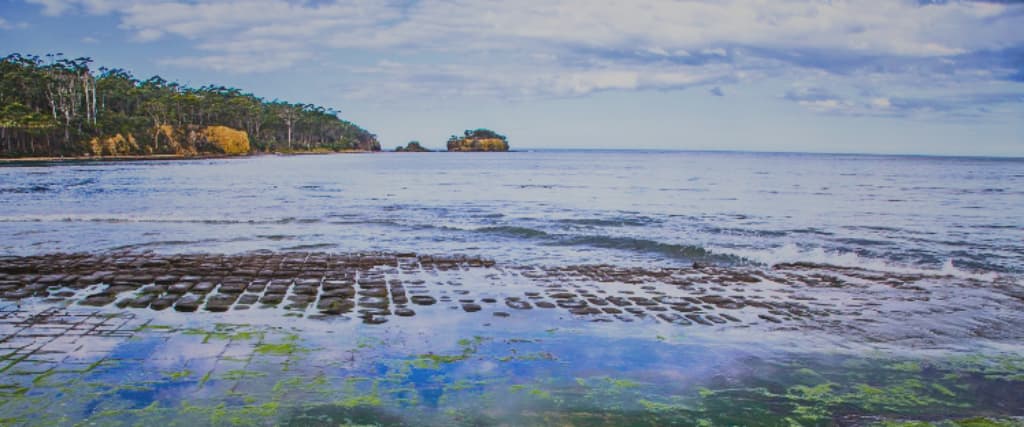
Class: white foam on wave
715,242,1000,281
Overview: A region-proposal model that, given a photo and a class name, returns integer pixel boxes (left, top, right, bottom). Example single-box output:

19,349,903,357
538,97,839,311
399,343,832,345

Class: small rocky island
447,129,509,152
394,141,431,152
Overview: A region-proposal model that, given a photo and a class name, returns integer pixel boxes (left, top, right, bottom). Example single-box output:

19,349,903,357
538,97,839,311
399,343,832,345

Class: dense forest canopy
0,53,379,158
461,129,506,141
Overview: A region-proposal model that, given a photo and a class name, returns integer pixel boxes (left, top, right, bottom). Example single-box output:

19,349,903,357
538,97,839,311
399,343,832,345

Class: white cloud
26,0,72,16
871,97,891,109
134,28,162,42
701,48,728,57
31,1,1024,55
21,0,1024,105
159,50,313,73
783,84,1024,119
0,16,29,29
798,98,843,111
335,56,740,103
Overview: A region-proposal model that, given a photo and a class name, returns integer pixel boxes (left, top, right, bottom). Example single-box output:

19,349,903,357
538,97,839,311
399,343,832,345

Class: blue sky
2,0,1023,156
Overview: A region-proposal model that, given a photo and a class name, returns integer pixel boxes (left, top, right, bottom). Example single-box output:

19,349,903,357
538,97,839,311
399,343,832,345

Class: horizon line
406,147,1024,160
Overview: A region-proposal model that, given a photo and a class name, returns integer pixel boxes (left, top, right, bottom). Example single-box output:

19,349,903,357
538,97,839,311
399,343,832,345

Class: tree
270,101,301,151
0,52,380,158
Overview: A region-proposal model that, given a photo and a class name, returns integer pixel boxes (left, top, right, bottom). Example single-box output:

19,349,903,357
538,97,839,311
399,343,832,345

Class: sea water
2,150,1024,425
1,150,1020,277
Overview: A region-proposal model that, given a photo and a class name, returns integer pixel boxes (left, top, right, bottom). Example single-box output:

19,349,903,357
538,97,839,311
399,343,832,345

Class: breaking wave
472,225,739,264
714,242,1000,281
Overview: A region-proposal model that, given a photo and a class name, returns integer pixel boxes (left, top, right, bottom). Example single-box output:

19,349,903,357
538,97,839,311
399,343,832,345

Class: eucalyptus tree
0,52,380,157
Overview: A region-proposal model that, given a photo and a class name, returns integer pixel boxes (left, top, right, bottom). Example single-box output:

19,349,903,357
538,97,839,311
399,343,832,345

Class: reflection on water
2,307,1022,426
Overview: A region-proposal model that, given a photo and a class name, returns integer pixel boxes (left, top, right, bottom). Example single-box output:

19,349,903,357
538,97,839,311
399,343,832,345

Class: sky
2,0,1023,156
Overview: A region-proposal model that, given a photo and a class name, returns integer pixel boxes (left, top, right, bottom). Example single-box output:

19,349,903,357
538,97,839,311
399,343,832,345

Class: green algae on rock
3,311,1024,426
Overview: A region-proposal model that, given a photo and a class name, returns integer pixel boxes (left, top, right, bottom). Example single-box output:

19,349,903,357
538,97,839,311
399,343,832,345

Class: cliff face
447,137,509,152
200,126,251,155
354,137,381,152
156,125,251,155
90,125,251,156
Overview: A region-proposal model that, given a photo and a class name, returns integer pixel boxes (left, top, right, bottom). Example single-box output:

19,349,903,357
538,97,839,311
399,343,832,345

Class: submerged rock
79,294,115,306
3,251,1018,345
505,298,532,310
317,297,354,315
411,295,437,306
174,295,202,312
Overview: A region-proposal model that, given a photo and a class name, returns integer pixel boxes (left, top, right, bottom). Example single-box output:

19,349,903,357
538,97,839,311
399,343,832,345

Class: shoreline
0,150,379,164
6,149,1019,162
2,250,1023,425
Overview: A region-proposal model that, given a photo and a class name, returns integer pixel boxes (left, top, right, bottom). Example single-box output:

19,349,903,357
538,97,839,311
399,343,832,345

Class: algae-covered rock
446,129,509,152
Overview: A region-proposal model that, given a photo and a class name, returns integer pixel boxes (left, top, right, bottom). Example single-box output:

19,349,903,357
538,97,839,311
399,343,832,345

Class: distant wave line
0,214,322,225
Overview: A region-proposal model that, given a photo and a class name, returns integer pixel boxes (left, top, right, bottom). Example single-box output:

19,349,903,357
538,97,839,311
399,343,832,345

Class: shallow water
2,305,1022,426
1,151,1022,276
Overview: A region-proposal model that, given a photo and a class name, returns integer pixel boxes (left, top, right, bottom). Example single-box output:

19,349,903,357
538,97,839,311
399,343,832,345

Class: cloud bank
24,0,1024,117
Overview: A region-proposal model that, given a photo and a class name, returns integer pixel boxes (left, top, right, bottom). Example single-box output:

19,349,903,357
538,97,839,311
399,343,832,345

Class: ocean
1,150,1021,278
2,150,1024,425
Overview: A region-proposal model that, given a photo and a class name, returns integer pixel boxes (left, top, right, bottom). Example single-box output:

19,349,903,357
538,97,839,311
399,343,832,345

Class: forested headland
0,53,379,158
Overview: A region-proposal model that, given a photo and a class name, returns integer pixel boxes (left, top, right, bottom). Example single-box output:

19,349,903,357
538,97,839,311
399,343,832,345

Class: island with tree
447,129,509,152
0,53,379,159
394,141,431,152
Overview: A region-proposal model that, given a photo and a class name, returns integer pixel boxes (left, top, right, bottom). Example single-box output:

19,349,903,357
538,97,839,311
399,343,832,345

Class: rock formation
446,129,509,152
395,141,431,152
